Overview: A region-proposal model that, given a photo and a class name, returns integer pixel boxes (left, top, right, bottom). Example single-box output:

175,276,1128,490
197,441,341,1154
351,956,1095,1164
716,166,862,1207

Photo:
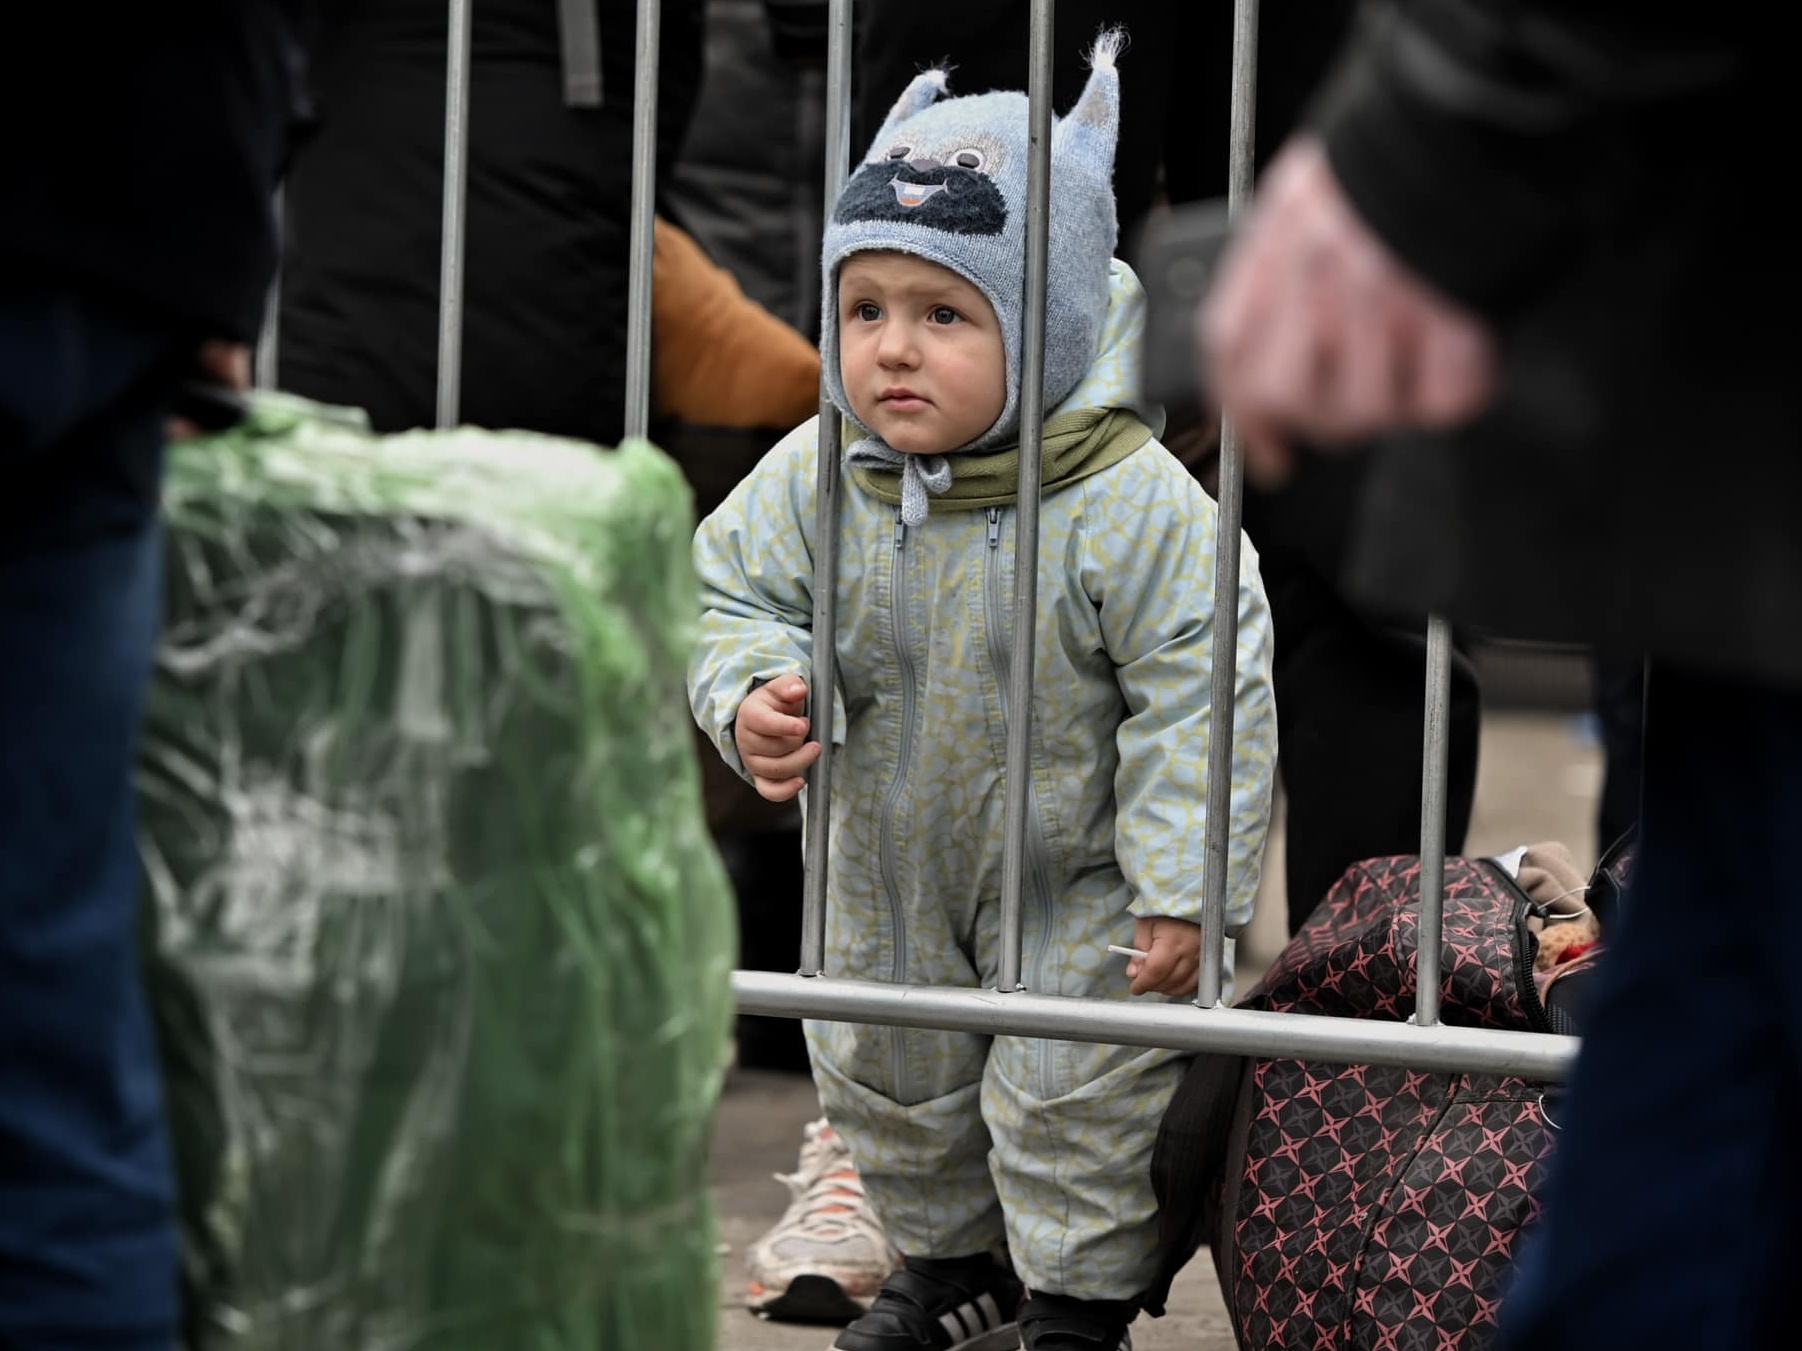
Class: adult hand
735,675,822,802
1198,137,1499,487
1126,916,1202,998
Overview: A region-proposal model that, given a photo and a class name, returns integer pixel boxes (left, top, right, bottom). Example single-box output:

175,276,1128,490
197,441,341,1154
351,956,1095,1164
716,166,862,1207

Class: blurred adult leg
1498,668,1802,1349
0,283,185,1350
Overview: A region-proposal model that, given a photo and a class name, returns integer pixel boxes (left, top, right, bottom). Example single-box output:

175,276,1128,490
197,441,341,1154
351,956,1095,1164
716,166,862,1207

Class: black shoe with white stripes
830,1256,1023,1351
1017,1293,1135,1350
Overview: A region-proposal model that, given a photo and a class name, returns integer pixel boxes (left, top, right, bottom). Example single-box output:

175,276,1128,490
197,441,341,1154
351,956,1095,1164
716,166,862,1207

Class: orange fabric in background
652,216,822,430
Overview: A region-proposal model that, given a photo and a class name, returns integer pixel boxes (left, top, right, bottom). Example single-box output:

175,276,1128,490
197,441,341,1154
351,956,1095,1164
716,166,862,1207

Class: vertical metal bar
799,0,855,978
1197,0,1260,1010
436,1,475,429
623,0,661,440
255,187,283,390
995,0,1056,995
1415,616,1454,1027
436,0,475,429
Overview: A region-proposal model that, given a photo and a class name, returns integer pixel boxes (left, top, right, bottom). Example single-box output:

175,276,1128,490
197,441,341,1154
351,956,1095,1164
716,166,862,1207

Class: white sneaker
746,1118,901,1323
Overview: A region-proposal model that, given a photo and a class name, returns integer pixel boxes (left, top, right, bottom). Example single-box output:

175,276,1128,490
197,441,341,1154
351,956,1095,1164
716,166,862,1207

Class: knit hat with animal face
820,31,1123,453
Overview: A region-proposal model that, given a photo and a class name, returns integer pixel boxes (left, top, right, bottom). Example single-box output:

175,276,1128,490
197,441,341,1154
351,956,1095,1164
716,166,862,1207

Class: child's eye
929,306,962,325
854,302,882,322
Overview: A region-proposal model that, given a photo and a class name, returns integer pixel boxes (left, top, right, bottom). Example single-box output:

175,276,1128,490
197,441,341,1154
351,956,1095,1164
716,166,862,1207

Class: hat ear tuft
865,69,951,160
1087,26,1126,73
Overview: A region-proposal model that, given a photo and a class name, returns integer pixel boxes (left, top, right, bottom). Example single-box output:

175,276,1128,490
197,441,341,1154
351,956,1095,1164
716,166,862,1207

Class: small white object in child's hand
1107,944,1150,960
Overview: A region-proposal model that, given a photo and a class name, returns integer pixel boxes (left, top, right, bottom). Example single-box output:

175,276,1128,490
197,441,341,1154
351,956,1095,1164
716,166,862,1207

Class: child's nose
877,328,918,365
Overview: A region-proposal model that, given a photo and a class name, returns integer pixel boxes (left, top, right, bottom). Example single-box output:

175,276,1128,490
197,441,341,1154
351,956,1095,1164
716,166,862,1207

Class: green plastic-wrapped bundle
139,394,736,1350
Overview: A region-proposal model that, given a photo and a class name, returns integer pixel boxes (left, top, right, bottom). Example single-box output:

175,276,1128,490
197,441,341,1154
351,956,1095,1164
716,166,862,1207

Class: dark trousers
1497,668,1802,1349
0,283,183,1349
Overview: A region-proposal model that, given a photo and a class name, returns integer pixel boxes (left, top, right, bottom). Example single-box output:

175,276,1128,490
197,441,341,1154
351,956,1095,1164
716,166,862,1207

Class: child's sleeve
1081,448,1278,931
687,418,840,780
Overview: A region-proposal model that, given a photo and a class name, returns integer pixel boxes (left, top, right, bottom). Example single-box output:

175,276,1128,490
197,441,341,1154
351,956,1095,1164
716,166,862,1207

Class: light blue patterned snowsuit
689,265,1277,1299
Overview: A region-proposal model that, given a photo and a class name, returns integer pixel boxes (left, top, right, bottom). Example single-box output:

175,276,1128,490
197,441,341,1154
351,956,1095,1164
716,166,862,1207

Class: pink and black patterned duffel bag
1143,837,1631,1349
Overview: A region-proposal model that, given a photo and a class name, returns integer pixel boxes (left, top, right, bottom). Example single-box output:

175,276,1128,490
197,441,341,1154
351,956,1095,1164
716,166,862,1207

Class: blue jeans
1498,667,1802,1349
0,285,183,1349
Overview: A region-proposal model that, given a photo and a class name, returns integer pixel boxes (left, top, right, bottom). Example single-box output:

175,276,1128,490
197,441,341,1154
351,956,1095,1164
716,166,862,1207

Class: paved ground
708,710,1605,1351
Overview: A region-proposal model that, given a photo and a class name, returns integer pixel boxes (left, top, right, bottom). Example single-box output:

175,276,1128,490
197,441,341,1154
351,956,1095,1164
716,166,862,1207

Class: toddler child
689,35,1277,1351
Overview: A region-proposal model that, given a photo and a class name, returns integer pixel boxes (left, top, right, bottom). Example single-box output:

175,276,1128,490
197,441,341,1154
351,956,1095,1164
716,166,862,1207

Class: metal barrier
294,0,1577,1085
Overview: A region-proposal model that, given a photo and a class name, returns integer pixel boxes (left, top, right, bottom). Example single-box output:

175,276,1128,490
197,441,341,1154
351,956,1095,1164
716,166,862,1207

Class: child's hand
1126,917,1202,997
735,675,822,802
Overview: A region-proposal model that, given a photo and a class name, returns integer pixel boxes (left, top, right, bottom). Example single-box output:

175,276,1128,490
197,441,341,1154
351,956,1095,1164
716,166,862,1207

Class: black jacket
276,0,703,445
0,6,313,339
1315,2,1802,687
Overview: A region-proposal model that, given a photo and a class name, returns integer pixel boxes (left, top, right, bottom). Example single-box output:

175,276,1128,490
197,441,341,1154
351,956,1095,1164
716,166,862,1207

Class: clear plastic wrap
139,394,736,1349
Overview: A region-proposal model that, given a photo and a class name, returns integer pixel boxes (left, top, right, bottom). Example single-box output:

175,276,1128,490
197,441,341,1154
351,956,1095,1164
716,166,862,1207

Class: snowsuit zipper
880,515,918,1100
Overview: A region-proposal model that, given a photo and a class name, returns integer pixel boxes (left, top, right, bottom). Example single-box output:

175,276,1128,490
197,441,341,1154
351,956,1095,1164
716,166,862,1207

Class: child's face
837,252,1006,456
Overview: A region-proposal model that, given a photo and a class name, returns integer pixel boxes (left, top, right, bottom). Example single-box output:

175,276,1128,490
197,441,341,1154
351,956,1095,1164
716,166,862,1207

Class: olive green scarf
847,406,1154,514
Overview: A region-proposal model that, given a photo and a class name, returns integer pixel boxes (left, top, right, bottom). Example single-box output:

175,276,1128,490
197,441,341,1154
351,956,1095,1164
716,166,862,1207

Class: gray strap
558,0,603,107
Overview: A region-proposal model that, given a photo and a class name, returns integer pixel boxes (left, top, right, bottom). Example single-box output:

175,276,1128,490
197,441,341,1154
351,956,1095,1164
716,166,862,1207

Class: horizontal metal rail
735,972,1578,1081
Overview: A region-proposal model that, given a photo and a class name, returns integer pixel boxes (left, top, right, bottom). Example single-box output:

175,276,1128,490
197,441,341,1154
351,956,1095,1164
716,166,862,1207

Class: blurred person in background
1199,4,1800,1347
0,7,311,1348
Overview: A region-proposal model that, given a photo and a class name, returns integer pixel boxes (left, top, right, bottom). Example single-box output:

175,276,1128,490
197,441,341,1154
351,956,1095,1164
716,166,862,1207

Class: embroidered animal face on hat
821,32,1124,452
